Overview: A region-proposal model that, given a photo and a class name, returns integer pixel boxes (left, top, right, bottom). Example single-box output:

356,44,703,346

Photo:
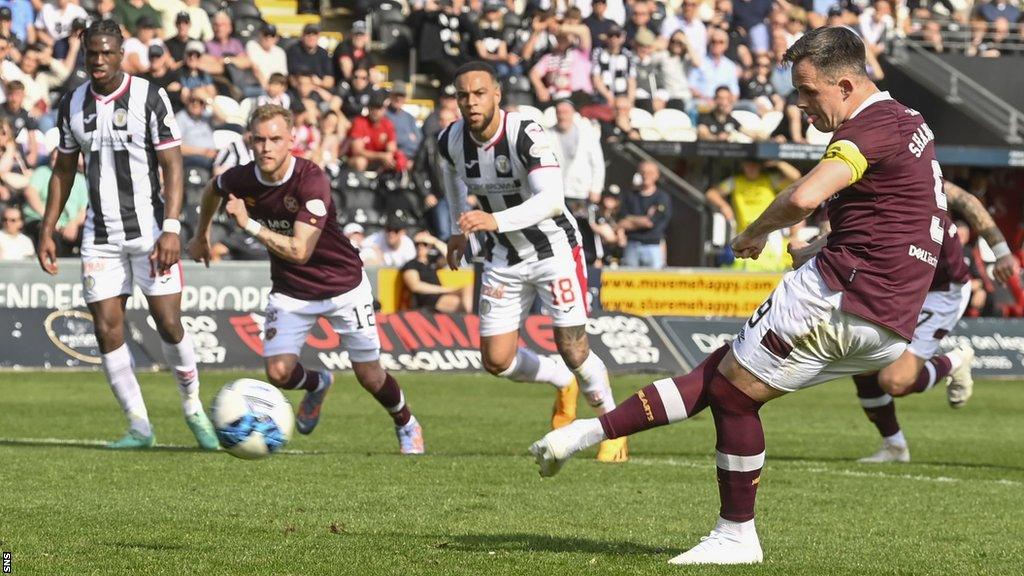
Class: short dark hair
453,61,499,86
714,85,732,96
783,26,866,79
84,18,124,47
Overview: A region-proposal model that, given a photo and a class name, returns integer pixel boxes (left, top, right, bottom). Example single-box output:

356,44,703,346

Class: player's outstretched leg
554,325,627,463
267,358,332,435
353,361,424,455
161,334,217,450
102,342,156,449
853,373,909,463
529,345,729,477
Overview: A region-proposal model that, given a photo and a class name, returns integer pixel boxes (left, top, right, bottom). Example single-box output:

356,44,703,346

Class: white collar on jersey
254,155,296,186
468,110,506,149
90,73,131,104
848,90,892,120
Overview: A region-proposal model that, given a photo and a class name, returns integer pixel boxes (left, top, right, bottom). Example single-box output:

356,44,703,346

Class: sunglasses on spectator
4,217,20,222
354,74,369,80
415,241,431,247
710,39,726,44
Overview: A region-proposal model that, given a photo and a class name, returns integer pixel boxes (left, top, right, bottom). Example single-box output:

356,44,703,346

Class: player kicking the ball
794,180,1020,463
437,62,626,462
188,105,424,454
530,27,952,564
39,20,217,450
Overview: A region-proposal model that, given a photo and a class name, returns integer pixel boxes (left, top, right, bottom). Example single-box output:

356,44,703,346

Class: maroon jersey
214,158,363,300
815,92,949,340
930,222,972,291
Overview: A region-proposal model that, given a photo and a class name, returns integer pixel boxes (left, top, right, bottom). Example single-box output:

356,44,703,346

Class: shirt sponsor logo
909,244,938,267
482,283,505,299
467,181,521,193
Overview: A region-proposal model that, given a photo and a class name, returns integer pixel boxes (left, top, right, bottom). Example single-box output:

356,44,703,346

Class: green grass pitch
0,370,1021,575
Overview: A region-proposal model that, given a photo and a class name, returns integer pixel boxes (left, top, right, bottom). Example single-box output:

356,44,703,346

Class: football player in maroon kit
530,26,952,564
187,105,424,454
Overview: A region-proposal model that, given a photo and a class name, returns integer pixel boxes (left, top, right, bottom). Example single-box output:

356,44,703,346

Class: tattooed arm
944,180,1020,284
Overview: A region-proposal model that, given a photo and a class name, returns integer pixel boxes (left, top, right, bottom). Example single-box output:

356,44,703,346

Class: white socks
498,347,574,389
161,334,203,416
884,430,907,448
947,350,963,372
715,516,758,539
102,343,151,437
571,351,616,413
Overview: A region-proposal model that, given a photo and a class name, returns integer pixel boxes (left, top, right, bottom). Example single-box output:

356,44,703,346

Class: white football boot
858,442,910,463
947,345,975,408
529,419,605,477
668,517,764,565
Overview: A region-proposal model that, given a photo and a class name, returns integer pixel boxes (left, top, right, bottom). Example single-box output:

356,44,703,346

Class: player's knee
878,372,913,397
353,361,386,390
556,345,588,371
152,316,184,343
483,357,510,376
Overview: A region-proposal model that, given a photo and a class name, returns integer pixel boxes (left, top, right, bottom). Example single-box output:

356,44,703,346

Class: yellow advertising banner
600,270,783,317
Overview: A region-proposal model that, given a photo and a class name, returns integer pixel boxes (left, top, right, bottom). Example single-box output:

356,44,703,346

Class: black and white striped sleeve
55,93,78,154
514,120,560,173
147,85,182,150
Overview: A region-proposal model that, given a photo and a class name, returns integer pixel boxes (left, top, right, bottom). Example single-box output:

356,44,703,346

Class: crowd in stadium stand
0,0,1021,314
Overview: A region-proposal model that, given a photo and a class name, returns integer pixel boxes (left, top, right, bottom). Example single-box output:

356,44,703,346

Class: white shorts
907,282,971,359
732,258,908,393
479,247,589,337
82,251,183,304
262,272,381,362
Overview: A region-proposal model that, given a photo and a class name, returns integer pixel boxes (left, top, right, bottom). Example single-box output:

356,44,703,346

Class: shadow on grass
423,532,669,556
0,438,324,456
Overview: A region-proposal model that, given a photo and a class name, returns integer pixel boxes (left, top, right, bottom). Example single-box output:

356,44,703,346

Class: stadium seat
378,22,413,56
214,95,242,122
761,110,784,136
629,107,655,129
517,104,544,124
370,0,404,25
541,105,557,128
213,129,243,150
227,0,262,20
654,108,697,141
234,16,263,41
239,97,257,122
805,124,832,145
730,110,763,133
201,0,223,18
638,127,663,141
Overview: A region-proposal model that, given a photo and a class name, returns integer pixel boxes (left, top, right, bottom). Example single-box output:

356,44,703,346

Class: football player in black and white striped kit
37,20,218,450
439,62,627,463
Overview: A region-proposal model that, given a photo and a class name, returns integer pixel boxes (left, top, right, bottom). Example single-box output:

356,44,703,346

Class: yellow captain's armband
821,139,868,185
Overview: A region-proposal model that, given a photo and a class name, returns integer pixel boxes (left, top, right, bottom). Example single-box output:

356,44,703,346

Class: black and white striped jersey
592,47,636,97
437,110,581,266
56,74,182,256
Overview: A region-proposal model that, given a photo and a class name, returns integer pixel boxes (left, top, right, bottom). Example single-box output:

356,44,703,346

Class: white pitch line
630,457,1022,487
0,437,321,455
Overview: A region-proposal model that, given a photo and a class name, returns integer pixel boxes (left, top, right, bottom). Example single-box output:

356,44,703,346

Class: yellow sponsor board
600,270,783,317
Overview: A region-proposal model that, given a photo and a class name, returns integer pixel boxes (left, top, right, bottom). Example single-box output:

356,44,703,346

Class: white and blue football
211,378,295,460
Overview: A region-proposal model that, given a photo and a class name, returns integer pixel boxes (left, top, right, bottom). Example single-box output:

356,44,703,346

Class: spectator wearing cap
246,23,288,87
688,27,739,105
141,44,182,107
164,11,193,67
590,24,635,107
385,81,421,161
176,93,222,169
361,212,416,268
548,100,605,203
0,80,39,167
113,0,162,37
632,27,671,112
344,92,407,173
174,39,217,103
584,0,618,48
472,1,523,80
0,6,26,57
123,16,168,74
660,0,707,61
21,131,88,256
174,0,213,41
619,160,672,268
401,230,473,313
334,19,374,83
287,23,334,92
0,0,33,46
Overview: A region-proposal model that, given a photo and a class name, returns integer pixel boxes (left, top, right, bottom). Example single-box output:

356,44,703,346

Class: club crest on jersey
494,155,511,174
113,109,128,128
283,196,299,213
264,327,277,341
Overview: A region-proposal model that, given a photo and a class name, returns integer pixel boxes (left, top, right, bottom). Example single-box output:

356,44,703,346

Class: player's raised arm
944,180,1020,284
